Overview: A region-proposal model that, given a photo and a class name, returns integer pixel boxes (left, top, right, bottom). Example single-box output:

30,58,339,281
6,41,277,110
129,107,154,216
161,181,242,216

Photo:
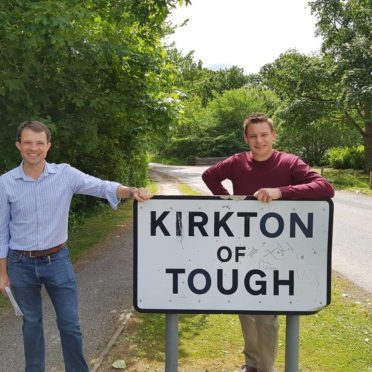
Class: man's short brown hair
243,113,274,135
17,120,52,142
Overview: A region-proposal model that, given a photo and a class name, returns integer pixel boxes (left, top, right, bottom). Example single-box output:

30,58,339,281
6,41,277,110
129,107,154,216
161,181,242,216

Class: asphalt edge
90,308,134,372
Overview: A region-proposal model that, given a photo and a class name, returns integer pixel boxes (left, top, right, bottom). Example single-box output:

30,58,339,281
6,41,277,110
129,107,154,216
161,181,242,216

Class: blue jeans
7,247,89,372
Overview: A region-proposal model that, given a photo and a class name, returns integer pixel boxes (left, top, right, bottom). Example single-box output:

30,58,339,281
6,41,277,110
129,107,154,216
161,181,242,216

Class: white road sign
134,196,333,314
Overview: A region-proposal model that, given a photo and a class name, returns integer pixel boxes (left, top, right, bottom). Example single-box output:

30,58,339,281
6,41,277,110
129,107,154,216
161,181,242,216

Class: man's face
244,121,276,161
16,128,51,167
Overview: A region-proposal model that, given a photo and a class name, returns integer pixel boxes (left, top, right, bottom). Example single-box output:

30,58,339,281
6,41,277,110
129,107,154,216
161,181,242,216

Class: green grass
102,277,371,372
148,154,185,165
67,201,133,262
314,168,371,195
147,180,158,195
178,183,202,196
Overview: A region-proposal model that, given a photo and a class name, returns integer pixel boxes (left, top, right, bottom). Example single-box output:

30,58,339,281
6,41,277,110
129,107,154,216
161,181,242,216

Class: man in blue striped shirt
0,120,151,372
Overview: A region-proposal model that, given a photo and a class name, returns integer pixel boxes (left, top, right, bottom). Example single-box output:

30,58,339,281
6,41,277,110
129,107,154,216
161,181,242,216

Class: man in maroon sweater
202,113,334,372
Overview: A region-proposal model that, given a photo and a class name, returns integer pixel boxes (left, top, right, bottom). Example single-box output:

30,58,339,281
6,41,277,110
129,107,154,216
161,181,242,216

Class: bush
327,146,365,169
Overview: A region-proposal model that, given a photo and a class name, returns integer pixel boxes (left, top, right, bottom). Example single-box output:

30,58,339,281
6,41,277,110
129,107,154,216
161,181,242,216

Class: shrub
327,146,365,169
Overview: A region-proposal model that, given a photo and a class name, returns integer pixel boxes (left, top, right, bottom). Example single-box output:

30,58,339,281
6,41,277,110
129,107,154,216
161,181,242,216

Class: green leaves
0,0,192,200
309,0,372,171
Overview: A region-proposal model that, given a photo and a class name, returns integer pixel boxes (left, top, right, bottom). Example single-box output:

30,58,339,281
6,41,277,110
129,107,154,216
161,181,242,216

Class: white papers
5,287,23,316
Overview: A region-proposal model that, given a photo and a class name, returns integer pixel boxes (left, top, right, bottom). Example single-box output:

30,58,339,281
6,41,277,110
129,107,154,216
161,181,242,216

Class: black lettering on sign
260,213,284,238
290,213,313,237
189,212,208,236
214,212,234,236
188,269,211,294
273,270,294,295
217,246,232,262
217,269,238,294
176,211,182,236
237,212,258,237
245,270,267,295
151,211,170,236
165,268,185,293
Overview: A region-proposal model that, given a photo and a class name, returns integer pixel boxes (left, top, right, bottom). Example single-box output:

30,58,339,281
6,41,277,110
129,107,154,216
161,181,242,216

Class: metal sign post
285,315,300,372
165,313,179,372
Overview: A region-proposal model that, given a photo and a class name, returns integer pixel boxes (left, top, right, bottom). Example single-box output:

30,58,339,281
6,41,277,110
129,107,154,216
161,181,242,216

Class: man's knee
255,315,278,327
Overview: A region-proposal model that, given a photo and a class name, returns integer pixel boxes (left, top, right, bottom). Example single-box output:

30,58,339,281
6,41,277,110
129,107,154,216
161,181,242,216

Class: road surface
150,162,372,293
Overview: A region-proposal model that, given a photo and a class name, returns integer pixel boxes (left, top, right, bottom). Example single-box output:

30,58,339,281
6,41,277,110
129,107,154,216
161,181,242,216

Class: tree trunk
364,127,372,174
364,102,372,174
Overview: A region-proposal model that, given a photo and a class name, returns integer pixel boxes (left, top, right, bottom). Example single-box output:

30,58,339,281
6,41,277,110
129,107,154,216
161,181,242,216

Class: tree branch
344,111,364,136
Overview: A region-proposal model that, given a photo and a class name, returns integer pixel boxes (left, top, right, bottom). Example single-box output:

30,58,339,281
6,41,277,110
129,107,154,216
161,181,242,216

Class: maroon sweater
202,151,334,199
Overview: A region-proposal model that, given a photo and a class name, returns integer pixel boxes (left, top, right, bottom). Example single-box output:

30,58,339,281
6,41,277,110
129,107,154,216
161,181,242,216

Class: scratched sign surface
134,196,333,314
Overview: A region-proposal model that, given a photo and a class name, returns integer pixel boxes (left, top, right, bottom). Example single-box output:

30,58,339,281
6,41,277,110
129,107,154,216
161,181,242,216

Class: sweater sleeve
278,157,335,199
202,158,232,195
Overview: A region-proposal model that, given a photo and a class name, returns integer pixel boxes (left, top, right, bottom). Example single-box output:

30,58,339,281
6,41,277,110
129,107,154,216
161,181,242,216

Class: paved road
150,163,372,293
0,224,134,371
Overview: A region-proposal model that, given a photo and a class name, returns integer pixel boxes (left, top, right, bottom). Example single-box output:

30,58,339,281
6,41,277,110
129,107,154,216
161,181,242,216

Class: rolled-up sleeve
68,166,121,209
0,182,10,258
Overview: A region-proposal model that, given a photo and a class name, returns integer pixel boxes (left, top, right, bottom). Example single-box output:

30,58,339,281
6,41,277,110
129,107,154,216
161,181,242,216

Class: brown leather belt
13,243,66,258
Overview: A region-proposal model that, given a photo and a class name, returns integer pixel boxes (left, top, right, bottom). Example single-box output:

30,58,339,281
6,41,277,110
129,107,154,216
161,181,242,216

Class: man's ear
15,141,21,151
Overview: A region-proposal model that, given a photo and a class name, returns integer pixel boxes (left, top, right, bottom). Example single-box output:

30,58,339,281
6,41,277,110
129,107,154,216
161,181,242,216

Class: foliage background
0,0,185,185
1,0,371,196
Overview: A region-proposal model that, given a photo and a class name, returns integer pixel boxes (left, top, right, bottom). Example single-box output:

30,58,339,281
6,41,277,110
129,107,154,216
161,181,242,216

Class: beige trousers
239,314,279,372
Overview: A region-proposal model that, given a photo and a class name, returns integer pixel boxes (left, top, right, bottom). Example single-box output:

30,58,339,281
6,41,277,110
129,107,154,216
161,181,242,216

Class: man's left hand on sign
253,187,282,203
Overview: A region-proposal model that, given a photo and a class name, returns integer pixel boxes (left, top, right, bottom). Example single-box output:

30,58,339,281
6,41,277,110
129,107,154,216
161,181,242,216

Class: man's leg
7,251,45,372
41,248,89,372
255,315,279,372
239,314,278,372
239,314,259,369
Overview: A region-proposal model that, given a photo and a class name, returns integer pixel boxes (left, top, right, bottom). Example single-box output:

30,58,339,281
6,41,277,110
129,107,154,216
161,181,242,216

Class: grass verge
178,183,201,196
99,272,372,371
313,168,371,195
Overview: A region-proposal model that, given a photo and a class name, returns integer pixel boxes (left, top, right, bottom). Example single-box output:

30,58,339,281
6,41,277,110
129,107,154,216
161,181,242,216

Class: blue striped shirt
0,162,121,258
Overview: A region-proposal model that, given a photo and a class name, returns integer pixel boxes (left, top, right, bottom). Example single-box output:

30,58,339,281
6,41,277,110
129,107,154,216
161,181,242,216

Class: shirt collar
13,161,57,181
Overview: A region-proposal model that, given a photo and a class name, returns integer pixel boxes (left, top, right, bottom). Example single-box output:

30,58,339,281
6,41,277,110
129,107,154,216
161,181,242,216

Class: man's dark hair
243,113,274,135
17,120,52,142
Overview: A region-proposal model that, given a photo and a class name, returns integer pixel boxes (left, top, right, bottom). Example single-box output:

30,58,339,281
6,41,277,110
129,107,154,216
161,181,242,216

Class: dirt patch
333,271,372,310
149,168,182,195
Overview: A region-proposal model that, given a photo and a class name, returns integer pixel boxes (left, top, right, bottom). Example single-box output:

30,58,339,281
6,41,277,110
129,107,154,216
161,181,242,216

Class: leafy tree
166,49,250,105
198,66,250,106
0,0,186,186
162,87,279,159
154,49,252,159
309,0,372,171
261,50,361,164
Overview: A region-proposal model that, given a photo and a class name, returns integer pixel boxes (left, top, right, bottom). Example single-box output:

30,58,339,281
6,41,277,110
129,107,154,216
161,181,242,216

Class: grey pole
285,315,300,372
165,313,179,372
